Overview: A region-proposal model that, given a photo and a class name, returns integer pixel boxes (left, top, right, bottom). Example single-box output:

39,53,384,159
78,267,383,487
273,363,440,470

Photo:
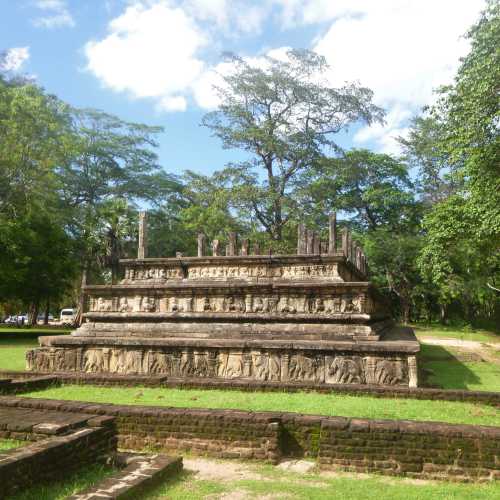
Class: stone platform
27,214,420,387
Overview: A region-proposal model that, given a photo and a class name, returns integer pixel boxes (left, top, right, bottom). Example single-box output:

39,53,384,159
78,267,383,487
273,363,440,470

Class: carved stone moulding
119,254,364,284
26,344,418,388
83,286,379,317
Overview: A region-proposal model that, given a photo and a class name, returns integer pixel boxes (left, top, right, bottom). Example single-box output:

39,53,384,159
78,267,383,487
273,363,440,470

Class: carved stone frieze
27,345,412,387
87,291,370,316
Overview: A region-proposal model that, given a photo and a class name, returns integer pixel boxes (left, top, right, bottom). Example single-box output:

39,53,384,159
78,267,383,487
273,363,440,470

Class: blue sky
1,0,485,177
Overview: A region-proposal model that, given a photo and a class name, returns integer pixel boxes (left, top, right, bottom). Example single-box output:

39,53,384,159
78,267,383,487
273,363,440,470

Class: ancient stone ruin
27,213,419,387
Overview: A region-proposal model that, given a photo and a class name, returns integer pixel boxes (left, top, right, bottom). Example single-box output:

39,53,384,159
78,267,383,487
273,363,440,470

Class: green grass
0,337,38,371
11,463,115,500
143,460,500,500
419,343,500,392
23,384,500,426
0,326,71,335
0,438,27,451
0,329,69,371
413,323,499,343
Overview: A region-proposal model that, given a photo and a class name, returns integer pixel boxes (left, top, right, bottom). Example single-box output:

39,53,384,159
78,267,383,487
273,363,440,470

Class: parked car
60,308,75,326
4,314,27,325
36,313,54,322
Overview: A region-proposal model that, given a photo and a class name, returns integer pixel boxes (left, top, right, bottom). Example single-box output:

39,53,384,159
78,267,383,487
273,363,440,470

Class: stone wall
2,371,499,406
0,421,116,497
1,396,498,481
26,345,416,387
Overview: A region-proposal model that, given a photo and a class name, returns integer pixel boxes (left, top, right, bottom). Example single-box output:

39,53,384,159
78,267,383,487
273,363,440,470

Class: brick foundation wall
0,422,117,497
1,371,499,406
0,396,498,481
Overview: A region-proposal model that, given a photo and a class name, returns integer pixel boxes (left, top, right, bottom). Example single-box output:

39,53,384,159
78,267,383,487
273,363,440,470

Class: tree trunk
401,301,411,325
44,297,50,325
74,265,88,327
28,301,39,326
439,303,447,324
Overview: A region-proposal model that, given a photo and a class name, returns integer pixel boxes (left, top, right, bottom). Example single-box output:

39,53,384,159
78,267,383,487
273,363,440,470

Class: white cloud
1,47,30,71
33,0,75,29
287,0,485,153
157,95,188,112
83,0,484,125
85,2,207,103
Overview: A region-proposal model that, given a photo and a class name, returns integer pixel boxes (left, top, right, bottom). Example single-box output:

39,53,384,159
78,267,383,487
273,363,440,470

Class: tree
58,108,180,283
0,210,77,324
0,78,70,219
302,149,417,230
300,149,423,322
416,1,500,324
202,49,384,244
399,115,459,204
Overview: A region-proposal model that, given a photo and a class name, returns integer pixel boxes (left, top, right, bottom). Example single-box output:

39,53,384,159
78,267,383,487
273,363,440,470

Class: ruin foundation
27,216,419,387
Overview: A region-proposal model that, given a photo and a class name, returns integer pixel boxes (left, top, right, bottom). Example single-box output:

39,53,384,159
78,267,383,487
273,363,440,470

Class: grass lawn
0,327,70,371
419,344,500,392
23,384,500,426
144,459,500,500
11,463,115,500
413,323,499,343
0,438,27,451
0,326,71,335
0,337,39,371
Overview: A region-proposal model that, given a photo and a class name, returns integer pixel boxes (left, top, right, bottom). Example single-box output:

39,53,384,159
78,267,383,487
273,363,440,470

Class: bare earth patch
183,457,264,482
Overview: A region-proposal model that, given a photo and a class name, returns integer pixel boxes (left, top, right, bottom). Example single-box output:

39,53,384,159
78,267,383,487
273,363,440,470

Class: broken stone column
306,229,314,254
240,239,249,256
228,232,237,256
328,213,337,254
212,240,220,256
341,228,349,258
197,233,206,257
313,232,321,254
297,224,306,254
252,242,260,255
138,211,147,259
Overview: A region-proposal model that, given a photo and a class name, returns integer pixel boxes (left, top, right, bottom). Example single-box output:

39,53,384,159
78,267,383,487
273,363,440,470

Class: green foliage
202,49,384,241
411,2,500,322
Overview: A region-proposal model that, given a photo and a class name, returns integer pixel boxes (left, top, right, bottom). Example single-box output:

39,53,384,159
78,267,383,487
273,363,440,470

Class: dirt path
419,337,500,365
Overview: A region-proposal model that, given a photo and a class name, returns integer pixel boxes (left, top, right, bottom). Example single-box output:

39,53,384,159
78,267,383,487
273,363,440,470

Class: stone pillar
365,356,377,384
207,351,218,377
306,229,314,254
245,294,253,313
252,242,260,255
241,239,249,256
138,211,147,259
197,233,206,257
297,224,306,254
243,352,252,378
408,356,418,388
212,239,220,256
341,229,349,258
228,232,237,256
280,353,290,381
328,213,337,254
313,233,321,254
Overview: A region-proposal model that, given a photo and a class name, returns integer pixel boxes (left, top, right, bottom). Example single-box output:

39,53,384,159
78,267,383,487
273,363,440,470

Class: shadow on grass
0,330,70,342
418,344,483,390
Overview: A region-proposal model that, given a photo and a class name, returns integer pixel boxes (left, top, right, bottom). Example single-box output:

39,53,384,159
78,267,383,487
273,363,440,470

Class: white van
60,308,75,326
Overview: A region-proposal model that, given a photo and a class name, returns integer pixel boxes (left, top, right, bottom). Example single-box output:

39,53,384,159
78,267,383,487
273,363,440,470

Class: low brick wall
1,370,499,406
0,420,117,497
0,375,60,395
318,418,499,481
1,396,498,481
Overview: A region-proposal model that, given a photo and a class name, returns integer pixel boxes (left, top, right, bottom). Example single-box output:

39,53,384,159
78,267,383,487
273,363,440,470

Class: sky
0,0,486,177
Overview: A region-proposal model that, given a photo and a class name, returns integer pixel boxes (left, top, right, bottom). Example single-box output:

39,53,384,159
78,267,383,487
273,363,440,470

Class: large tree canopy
202,49,384,243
